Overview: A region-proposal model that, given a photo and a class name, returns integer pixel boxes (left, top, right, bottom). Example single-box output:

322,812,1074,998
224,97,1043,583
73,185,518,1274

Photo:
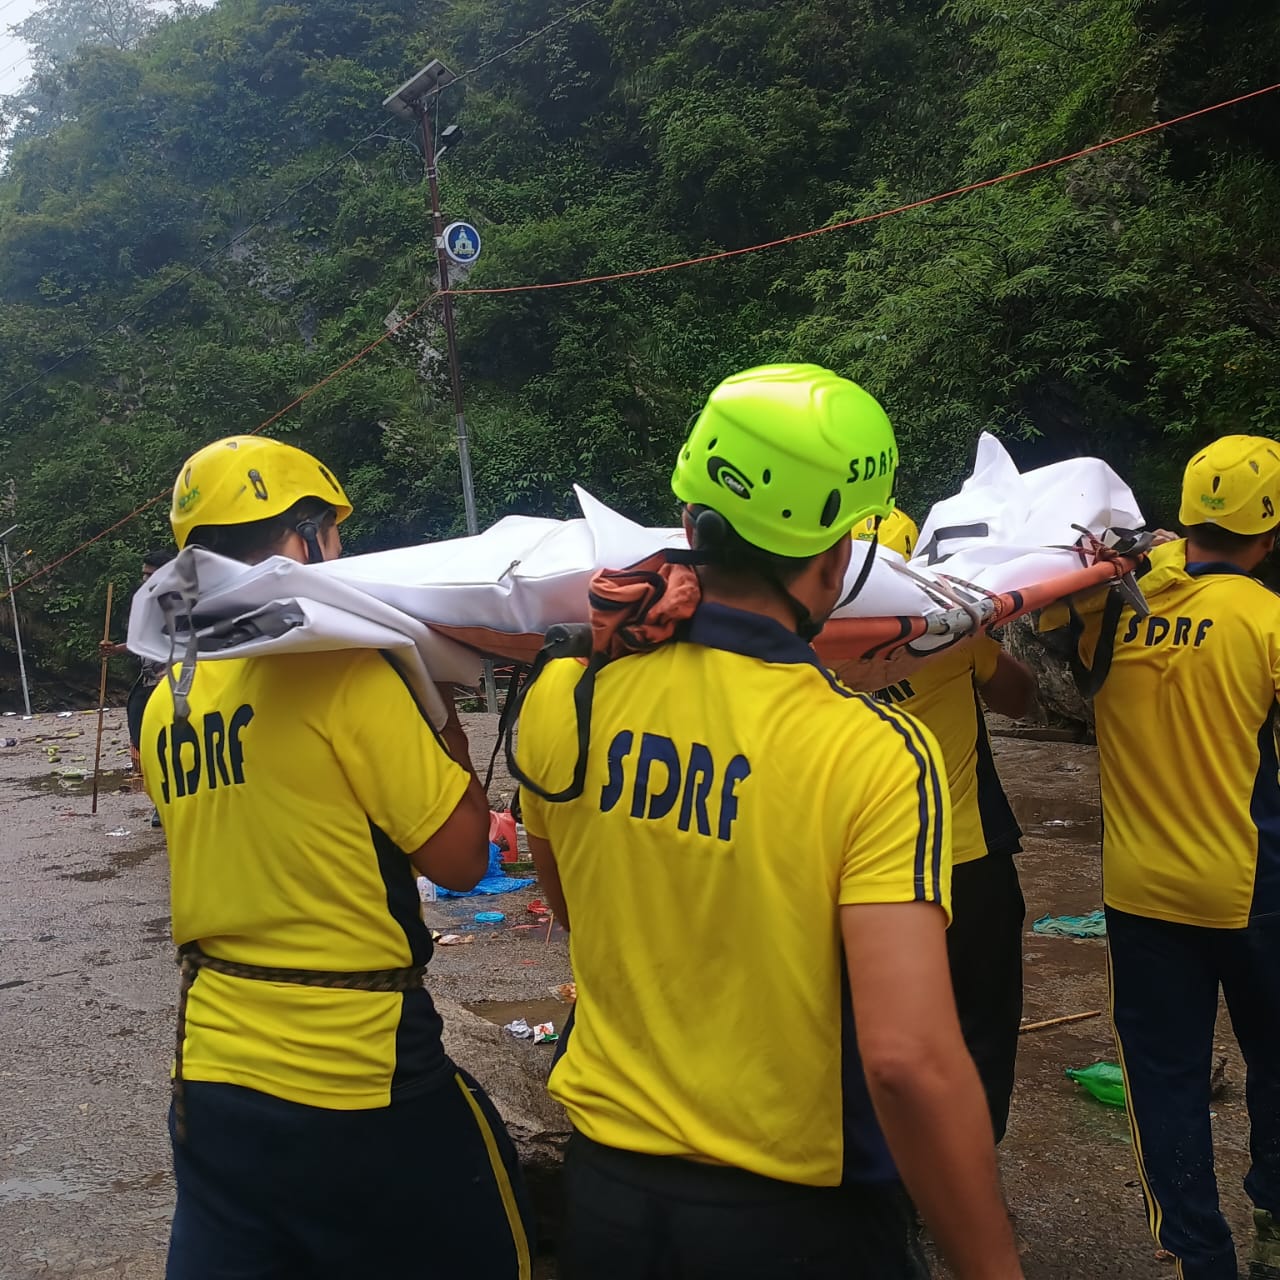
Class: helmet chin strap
787,522,881,641
295,519,326,565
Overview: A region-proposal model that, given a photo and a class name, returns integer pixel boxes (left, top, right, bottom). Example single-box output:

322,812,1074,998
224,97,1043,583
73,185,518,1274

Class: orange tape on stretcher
428,550,1145,692
815,551,1145,691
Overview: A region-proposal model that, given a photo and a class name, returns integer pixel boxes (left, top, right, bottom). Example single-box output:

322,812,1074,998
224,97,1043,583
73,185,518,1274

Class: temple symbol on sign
452,229,476,257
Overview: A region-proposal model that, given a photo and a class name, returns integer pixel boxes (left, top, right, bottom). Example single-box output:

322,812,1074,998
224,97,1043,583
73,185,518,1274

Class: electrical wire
4,79,1277,599
448,80,1280,297
3,295,438,598
0,1,604,411
438,0,602,95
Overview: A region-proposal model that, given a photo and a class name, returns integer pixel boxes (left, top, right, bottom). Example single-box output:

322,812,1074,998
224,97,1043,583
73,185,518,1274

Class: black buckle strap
502,624,597,804
1067,585,1125,699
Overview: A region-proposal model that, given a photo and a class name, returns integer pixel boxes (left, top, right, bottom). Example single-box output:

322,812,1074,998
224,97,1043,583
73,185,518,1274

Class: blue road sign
442,221,482,266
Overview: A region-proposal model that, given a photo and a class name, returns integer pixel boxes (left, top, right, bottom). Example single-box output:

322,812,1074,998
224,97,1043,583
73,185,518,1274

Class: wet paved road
2,711,170,1279
0,715,1261,1278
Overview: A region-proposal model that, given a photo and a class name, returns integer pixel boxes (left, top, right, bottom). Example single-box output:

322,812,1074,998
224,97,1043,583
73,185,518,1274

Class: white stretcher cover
128,434,1144,725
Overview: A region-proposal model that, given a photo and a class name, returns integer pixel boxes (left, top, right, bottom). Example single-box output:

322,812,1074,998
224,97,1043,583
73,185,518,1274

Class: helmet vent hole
1212,476,1221,492
707,437,718,450
820,490,841,528
762,469,771,485
782,509,792,519
1250,460,1260,474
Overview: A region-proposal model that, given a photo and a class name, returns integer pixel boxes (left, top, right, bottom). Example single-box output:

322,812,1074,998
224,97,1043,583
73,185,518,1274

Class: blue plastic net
436,844,535,898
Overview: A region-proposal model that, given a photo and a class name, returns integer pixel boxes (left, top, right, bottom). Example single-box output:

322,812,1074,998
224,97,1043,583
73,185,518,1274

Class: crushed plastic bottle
1065,1062,1127,1108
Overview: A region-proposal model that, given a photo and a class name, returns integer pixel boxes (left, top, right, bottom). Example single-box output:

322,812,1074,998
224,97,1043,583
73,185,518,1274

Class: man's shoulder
812,670,943,761
1226,574,1280,611
1183,572,1280,629
523,656,588,716
257,646,397,689
880,645,979,698
232,650,430,727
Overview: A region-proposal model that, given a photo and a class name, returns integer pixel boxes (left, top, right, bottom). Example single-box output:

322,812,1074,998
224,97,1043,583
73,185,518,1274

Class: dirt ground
0,708,1260,1279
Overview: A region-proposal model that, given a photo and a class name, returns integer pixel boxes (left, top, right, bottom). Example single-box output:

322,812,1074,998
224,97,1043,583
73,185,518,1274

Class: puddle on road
59,837,165,883
22,769,132,798
109,1171,167,1193
0,1169,167,1205
1010,795,1101,843
0,1174,102,1205
142,916,172,945
465,998,566,1028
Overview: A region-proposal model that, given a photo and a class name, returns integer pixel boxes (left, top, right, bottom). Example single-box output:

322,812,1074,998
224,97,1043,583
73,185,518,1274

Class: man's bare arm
979,650,1035,719
407,683,490,890
526,833,569,932
843,901,1022,1280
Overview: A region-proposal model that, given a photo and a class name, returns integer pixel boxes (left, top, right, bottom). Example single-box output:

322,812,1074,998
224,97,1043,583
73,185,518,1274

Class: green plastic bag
1065,1062,1127,1108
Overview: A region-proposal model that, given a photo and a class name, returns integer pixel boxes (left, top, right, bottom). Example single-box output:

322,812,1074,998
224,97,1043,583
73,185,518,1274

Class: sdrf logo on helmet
169,436,354,550
671,364,899,559
1178,435,1280,538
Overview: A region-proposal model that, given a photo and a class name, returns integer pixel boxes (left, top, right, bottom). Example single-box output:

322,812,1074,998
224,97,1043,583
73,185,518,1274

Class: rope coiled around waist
172,943,428,1142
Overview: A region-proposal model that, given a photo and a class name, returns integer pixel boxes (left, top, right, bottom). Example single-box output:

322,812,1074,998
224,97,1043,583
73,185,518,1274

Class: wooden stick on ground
544,910,555,945
1019,1009,1103,1035
90,581,115,816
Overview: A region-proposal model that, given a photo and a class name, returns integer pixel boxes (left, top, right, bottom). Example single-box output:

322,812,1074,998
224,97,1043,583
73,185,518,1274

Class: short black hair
1184,522,1275,556
143,548,174,569
187,498,336,563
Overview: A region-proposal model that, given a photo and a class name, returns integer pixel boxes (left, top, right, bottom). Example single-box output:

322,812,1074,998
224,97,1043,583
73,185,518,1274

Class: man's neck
1185,541,1257,573
697,584,798,633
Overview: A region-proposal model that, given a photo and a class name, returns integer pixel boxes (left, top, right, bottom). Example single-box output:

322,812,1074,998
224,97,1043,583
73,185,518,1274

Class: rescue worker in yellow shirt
515,365,1022,1280
858,510,1034,1143
1059,435,1280,1280
142,437,533,1280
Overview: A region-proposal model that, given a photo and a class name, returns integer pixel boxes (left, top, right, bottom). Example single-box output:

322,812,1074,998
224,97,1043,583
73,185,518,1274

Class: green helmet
671,364,898,558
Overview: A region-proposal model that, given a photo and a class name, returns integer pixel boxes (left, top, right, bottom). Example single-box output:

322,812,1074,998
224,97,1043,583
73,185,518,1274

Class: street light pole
412,95,480,541
0,525,32,717
385,61,497,714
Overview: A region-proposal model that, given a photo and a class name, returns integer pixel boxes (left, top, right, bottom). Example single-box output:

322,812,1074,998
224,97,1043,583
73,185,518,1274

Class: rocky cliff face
1003,616,1094,737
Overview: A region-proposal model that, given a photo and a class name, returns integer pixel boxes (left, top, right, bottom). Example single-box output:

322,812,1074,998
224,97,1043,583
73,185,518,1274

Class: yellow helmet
855,508,918,559
1178,435,1280,536
170,436,353,550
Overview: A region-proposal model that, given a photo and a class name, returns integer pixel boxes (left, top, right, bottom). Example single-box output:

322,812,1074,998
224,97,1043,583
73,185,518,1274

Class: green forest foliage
0,0,1278,690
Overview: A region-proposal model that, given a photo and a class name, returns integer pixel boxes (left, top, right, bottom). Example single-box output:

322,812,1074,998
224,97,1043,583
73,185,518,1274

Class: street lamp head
383,59,458,120
435,123,464,162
